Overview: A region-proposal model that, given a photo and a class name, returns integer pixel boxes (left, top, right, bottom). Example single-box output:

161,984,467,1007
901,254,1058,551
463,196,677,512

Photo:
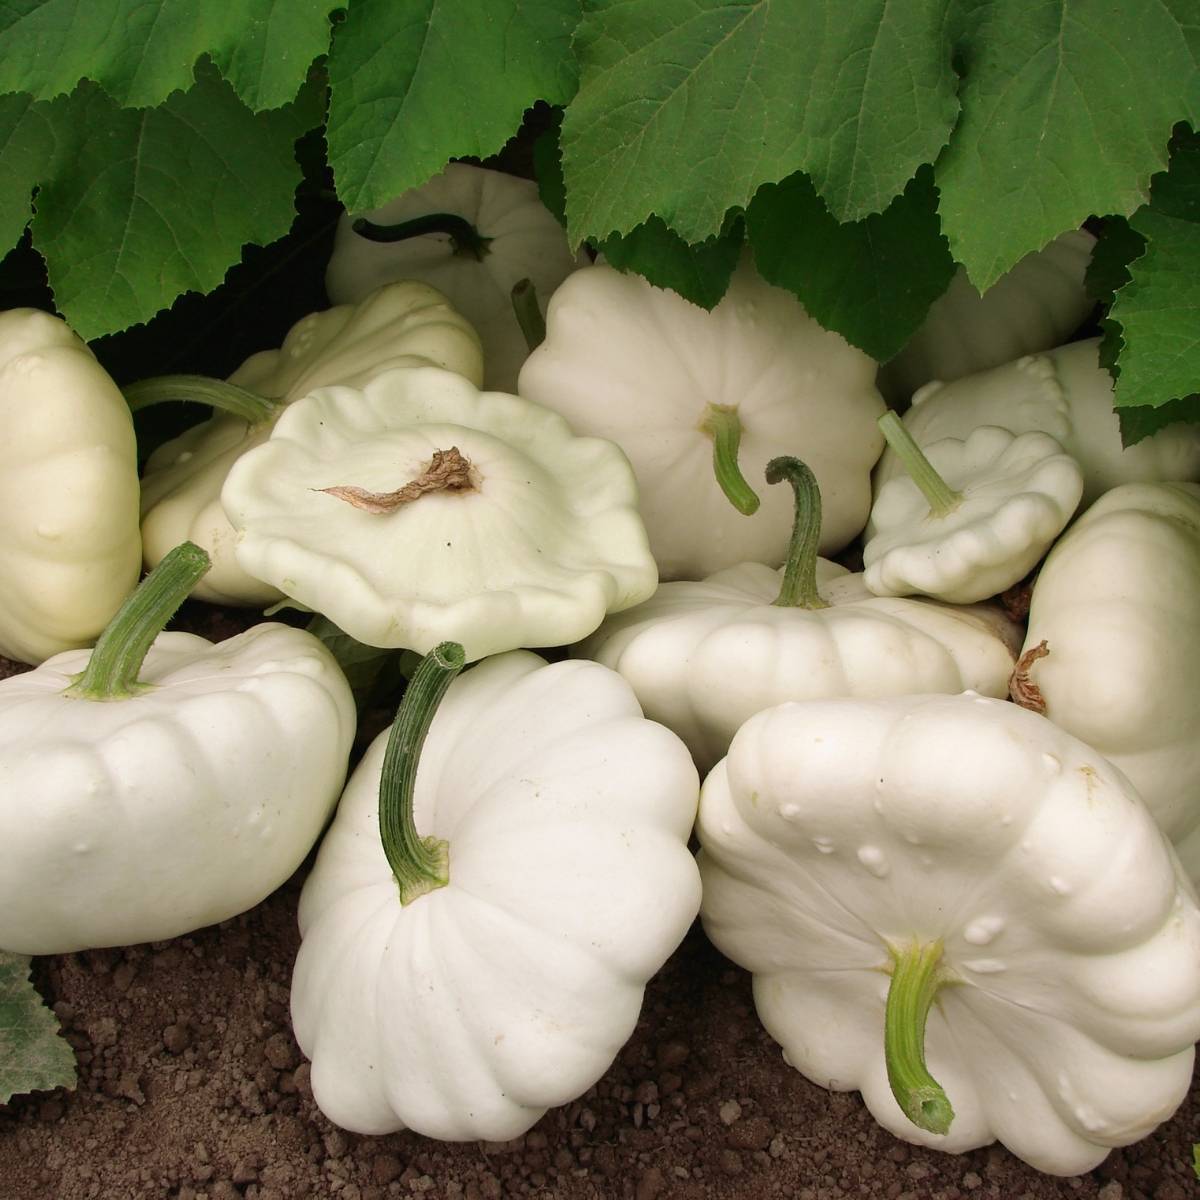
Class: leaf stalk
64,542,211,701
766,456,828,609
884,939,955,1136
123,374,280,425
352,212,492,261
878,412,961,517
511,278,546,352
378,641,465,905
700,403,760,515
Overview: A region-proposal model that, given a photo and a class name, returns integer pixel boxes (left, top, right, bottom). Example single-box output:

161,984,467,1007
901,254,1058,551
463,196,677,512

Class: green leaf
0,0,338,111
601,215,744,311
1118,394,1200,446
1084,216,1146,307
936,0,1199,289
561,0,960,247
1193,1142,1200,1181
533,120,568,225
746,166,955,362
1097,316,1123,378
328,0,581,213
0,94,61,255
0,951,75,1104
536,114,742,309
1108,128,1200,411
205,3,339,112
30,65,319,340
306,614,406,707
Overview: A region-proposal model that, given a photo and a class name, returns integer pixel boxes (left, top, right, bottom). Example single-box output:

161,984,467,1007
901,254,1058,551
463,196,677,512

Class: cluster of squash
2,163,1199,1178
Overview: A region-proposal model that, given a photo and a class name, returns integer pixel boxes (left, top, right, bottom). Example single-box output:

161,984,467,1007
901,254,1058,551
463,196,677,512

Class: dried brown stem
317,447,477,513
1009,639,1050,713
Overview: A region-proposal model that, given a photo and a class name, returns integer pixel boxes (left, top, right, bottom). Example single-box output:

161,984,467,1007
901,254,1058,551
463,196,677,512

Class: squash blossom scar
315,446,479,513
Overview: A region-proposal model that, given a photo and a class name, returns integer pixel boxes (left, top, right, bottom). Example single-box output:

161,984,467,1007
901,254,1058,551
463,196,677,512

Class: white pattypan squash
137,281,483,606
325,162,584,392
874,341,1200,508
0,308,141,664
518,261,886,580
698,692,1200,1175
575,459,1021,772
0,544,356,954
863,420,1084,603
1017,482,1200,878
291,644,701,1140
878,230,1095,404
220,366,658,660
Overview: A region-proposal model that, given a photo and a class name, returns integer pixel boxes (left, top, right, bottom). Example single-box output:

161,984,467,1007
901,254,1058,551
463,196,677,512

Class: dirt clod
163,1022,191,1054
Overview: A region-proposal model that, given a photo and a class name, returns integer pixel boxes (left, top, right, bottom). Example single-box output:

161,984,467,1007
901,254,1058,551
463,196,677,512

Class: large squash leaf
6,65,320,340
561,0,959,246
0,0,338,111
0,951,75,1104
746,166,955,362
936,0,1199,289
327,0,580,213
1104,127,1200,417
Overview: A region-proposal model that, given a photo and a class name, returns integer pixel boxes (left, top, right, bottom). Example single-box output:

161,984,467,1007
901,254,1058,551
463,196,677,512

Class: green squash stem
766,456,828,609
352,212,492,262
511,278,546,352
64,542,211,701
878,412,962,517
699,403,760,516
378,641,466,905
123,374,281,424
884,939,955,1136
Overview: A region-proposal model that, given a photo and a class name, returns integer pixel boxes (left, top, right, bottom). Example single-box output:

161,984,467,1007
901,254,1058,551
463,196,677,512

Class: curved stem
1009,639,1050,714
352,213,492,262
766,456,828,609
699,404,760,516
124,374,280,424
884,940,955,1136
878,412,961,517
378,641,466,905
511,278,545,352
317,446,477,513
64,542,211,701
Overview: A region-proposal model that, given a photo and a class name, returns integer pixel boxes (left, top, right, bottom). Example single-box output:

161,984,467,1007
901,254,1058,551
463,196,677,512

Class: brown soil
1,629,1198,1200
